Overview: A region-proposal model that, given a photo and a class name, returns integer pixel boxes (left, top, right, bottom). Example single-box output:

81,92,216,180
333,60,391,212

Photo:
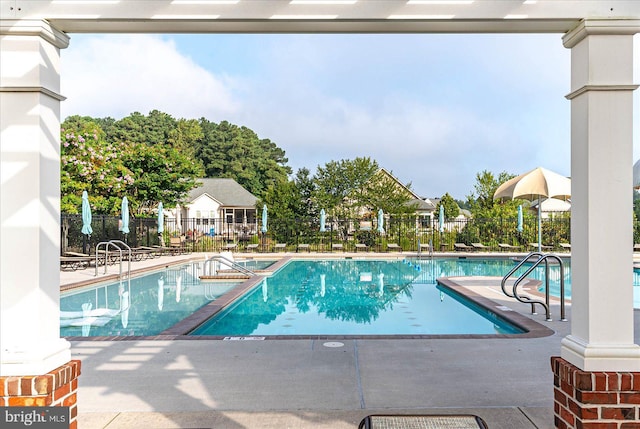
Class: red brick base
552,356,640,428
0,360,81,429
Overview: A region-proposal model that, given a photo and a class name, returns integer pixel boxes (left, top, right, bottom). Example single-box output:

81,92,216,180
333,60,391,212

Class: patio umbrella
175,203,181,233
81,190,92,253
494,167,571,252
157,202,164,236
377,209,384,234
438,205,445,233
261,205,268,233
119,196,130,235
517,204,523,233
319,209,326,232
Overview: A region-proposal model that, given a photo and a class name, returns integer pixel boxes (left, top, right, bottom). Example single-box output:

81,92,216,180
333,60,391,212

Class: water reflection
60,263,235,337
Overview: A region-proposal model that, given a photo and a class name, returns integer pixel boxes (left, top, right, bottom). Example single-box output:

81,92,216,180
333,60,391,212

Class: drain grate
360,415,488,429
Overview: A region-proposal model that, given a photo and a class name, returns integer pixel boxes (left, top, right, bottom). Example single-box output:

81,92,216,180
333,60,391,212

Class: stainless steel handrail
203,255,257,277
95,240,132,279
501,252,567,322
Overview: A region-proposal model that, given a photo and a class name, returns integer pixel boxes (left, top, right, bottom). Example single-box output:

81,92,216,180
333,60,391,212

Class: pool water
190,259,524,336
60,263,238,337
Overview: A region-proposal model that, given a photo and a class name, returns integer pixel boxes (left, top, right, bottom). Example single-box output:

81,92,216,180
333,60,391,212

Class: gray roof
406,198,436,211
187,178,258,208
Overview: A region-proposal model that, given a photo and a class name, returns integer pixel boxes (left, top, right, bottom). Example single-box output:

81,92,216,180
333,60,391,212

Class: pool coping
62,255,555,341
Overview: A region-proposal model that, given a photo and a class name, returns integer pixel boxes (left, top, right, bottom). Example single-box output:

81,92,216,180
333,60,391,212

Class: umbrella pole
538,196,543,252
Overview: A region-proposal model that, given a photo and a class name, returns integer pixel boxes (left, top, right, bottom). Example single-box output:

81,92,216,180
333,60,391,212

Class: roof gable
187,178,258,208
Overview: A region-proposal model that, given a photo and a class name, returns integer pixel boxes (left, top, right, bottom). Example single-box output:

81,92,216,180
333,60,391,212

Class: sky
60,33,640,201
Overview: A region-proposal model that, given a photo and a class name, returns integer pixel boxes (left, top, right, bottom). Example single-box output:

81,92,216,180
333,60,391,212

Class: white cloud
61,35,240,120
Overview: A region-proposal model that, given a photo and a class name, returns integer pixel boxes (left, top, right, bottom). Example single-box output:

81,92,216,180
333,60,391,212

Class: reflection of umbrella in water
120,290,130,329
377,209,384,234
262,278,268,302
157,202,164,236
494,167,571,252
119,196,130,235
261,205,268,233
377,273,384,297
81,302,92,337
158,276,164,310
319,208,326,232
320,274,326,297
176,273,182,303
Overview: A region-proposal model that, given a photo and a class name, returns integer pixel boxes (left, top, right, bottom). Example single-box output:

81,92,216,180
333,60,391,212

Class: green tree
435,193,460,219
467,170,518,218
196,119,291,198
313,157,379,218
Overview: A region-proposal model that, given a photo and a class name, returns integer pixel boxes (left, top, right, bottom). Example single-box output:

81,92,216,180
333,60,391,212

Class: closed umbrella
157,202,164,236
494,167,571,252
438,205,445,233
377,209,384,234
81,190,92,253
319,209,326,232
119,196,130,235
261,205,268,233
517,204,523,233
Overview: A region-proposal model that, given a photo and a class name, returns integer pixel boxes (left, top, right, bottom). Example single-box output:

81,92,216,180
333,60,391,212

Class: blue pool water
190,259,524,336
60,263,239,337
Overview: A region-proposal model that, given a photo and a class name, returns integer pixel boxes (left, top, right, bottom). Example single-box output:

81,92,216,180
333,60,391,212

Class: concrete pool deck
60,252,640,429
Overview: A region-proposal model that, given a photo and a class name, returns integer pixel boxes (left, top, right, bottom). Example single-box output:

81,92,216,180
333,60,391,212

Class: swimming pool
60,263,239,337
190,259,525,336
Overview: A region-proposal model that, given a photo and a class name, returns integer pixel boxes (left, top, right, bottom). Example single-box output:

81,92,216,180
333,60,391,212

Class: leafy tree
361,170,417,215
313,157,379,217
196,119,291,199
435,193,460,219
61,116,133,214
109,110,177,146
61,115,203,215
467,170,519,218
120,141,204,215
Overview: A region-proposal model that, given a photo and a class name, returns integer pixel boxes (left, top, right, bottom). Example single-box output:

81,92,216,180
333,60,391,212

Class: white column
561,20,640,371
0,20,71,376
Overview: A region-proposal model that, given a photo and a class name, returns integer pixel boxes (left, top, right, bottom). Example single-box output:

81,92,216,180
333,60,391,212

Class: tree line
61,110,532,226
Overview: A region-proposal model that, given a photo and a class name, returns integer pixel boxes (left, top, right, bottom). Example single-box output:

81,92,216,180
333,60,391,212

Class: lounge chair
355,243,368,252
498,243,520,251
297,243,310,252
60,255,93,271
454,243,473,251
387,243,402,252
471,243,489,251
528,243,552,251
418,243,432,253
169,236,187,254
559,243,571,251
222,242,238,251
274,243,287,252
245,243,259,252
332,243,344,252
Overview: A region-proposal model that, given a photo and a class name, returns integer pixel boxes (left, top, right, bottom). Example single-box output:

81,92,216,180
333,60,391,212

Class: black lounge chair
245,243,259,252
454,243,474,251
332,243,344,252
355,243,368,252
297,243,310,252
387,243,402,252
471,243,490,251
274,243,287,252
498,243,520,251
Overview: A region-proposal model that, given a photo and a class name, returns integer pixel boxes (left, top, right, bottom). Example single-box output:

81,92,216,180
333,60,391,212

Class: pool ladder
203,255,257,277
95,240,131,279
501,252,567,322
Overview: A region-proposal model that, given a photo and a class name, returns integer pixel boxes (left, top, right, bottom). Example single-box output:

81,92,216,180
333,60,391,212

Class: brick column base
552,356,640,428
0,360,81,429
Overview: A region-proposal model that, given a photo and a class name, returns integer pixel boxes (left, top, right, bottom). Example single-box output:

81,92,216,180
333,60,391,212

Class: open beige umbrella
494,167,571,252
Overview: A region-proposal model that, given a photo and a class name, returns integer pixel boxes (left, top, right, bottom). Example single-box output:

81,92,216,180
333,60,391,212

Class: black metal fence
61,213,577,254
